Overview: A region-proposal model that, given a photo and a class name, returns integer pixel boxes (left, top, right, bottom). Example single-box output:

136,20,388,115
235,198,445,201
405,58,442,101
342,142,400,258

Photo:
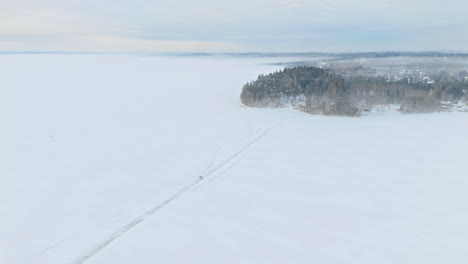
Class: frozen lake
1,55,468,264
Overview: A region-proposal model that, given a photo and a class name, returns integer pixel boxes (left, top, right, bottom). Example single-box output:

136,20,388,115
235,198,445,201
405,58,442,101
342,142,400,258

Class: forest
241,66,468,116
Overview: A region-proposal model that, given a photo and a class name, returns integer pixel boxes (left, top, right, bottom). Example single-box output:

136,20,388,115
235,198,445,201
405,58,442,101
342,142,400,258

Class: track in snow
70,123,279,264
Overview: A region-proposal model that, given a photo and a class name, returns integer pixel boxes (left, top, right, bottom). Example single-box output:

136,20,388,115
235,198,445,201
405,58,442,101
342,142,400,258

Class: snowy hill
1,55,468,264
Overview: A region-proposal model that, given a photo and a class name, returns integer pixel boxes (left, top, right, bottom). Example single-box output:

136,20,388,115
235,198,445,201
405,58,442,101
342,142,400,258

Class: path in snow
71,123,280,264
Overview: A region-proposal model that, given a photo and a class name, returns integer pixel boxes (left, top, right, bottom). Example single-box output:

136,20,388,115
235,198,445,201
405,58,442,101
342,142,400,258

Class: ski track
192,151,248,192
22,235,78,264
70,123,280,264
23,210,128,264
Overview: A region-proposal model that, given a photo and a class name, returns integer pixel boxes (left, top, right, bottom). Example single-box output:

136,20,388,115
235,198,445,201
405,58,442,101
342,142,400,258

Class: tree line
241,66,468,116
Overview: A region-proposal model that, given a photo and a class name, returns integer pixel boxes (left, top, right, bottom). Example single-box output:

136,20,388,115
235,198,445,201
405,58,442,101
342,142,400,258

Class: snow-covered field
1,55,468,264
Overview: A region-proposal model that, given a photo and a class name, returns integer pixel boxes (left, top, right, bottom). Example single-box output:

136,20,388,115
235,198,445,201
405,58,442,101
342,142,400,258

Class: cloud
0,35,240,52
0,0,467,52
0,1,240,52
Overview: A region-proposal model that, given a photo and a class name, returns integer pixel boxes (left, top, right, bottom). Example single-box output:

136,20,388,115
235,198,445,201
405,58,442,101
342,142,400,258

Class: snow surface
1,55,468,264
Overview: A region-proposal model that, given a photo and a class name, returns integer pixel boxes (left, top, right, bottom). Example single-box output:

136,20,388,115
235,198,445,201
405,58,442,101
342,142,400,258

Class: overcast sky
1,0,467,52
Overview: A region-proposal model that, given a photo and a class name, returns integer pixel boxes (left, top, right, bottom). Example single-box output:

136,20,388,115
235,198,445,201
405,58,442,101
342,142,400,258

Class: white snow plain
1,55,468,264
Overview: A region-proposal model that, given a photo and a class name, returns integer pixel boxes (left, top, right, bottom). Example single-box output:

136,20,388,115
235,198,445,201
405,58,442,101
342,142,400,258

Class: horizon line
1,50,468,56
